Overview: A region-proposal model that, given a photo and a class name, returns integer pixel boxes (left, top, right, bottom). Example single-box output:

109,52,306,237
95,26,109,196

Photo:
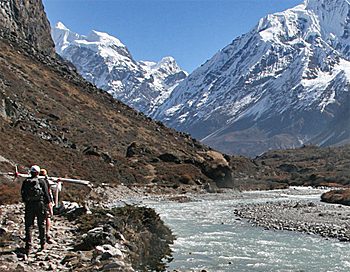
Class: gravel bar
235,200,350,242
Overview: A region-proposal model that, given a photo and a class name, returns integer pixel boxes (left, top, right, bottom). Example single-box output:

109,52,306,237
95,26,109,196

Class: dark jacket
21,177,51,204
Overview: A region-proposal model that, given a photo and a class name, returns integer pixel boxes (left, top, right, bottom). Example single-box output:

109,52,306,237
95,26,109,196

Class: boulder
66,206,90,221
126,142,153,158
321,189,350,206
75,225,118,250
102,261,127,271
197,151,234,188
101,152,113,163
60,201,80,211
158,153,181,164
94,244,123,260
0,228,7,236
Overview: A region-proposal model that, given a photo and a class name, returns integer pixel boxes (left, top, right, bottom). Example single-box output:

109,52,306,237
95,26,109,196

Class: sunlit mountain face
52,22,187,117
53,0,350,157
152,0,350,157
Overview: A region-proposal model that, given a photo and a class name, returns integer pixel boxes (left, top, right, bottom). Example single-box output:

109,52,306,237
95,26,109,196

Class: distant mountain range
53,0,350,157
52,22,187,117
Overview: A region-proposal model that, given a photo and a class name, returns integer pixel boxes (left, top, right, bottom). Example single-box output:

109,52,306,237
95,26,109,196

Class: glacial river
144,188,350,272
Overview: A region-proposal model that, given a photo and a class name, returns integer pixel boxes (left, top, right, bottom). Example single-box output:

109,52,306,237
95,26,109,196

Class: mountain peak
149,0,350,157
55,21,68,30
52,24,187,116
155,56,185,73
255,0,350,46
305,0,350,10
52,22,82,54
86,30,125,48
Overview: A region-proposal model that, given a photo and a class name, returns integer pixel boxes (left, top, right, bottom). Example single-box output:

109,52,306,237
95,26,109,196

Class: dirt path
0,203,81,271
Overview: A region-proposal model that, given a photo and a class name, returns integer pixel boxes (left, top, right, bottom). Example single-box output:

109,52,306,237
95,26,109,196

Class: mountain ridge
150,0,350,157
52,1,350,157
52,22,187,116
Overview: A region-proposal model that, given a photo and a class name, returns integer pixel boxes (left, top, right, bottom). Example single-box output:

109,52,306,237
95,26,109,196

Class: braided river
144,188,350,272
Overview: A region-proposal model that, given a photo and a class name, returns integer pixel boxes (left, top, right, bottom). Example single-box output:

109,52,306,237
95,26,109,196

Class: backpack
25,178,44,202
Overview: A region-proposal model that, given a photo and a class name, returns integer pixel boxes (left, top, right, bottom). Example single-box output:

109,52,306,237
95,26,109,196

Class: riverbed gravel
235,199,350,242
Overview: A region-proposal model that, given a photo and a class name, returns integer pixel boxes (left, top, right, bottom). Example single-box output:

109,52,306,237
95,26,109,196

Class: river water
144,188,350,272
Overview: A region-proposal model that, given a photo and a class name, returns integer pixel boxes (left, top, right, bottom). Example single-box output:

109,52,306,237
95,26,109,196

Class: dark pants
24,201,47,250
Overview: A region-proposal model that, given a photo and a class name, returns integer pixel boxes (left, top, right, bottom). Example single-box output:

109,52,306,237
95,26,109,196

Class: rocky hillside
0,0,54,57
0,0,293,202
256,144,350,188
0,7,215,190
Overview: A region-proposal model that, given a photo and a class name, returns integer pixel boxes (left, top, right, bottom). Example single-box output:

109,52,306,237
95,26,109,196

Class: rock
0,0,55,56
197,151,234,188
5,220,15,226
102,260,126,271
278,164,298,172
0,227,7,236
101,251,113,260
75,225,118,250
47,263,57,271
101,152,113,163
60,201,80,211
321,189,350,206
126,142,153,158
95,244,124,260
126,142,138,158
38,261,50,270
15,263,26,271
83,146,100,156
158,153,181,164
203,183,215,193
66,206,90,221
5,253,18,263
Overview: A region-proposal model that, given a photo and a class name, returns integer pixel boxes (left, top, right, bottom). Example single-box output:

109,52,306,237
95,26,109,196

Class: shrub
0,183,21,205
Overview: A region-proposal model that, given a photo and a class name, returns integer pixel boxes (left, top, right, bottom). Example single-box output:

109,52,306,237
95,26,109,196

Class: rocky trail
0,184,175,272
0,203,82,271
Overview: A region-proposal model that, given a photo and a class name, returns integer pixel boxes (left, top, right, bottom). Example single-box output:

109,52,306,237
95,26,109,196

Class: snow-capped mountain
151,0,350,157
52,22,187,115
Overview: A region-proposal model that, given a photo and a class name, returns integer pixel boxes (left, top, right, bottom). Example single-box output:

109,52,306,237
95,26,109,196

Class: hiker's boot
46,235,53,244
40,242,46,251
24,244,31,254
23,246,30,260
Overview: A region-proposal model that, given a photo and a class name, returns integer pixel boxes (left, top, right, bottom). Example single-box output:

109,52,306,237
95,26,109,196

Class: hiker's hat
30,165,41,173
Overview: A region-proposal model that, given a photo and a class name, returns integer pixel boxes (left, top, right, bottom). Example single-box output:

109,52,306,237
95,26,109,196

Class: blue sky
43,0,303,73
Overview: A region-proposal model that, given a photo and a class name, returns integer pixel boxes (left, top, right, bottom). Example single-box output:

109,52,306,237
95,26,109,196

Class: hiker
39,169,54,244
21,165,52,254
